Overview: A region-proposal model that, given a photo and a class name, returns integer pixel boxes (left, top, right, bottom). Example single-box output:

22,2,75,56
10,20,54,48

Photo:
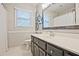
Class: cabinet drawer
38,39,46,50
34,38,39,44
47,44,63,56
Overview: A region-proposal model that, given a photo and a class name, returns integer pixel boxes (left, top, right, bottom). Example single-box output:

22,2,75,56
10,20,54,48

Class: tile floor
1,45,32,56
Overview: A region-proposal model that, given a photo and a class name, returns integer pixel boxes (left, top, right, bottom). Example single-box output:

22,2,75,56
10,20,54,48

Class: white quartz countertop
31,34,79,55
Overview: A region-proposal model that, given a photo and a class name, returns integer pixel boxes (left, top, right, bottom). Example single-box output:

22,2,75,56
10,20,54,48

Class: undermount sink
42,34,54,39
33,33,54,39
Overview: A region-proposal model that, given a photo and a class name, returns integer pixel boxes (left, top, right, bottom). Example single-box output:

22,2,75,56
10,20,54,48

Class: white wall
8,31,34,47
0,4,7,55
5,3,36,31
4,3,36,47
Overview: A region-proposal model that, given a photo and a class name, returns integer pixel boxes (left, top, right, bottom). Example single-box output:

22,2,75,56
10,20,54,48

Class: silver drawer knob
50,50,53,54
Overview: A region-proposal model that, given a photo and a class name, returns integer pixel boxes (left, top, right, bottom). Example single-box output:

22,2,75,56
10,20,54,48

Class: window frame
15,8,32,28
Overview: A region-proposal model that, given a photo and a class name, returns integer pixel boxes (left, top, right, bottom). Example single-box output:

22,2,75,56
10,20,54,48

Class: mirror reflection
42,3,75,28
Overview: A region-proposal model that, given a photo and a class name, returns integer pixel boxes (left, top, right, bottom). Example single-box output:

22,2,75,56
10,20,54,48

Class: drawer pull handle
50,50,54,54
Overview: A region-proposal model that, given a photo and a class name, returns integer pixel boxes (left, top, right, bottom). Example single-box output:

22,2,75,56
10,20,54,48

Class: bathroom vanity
31,34,79,56
31,3,79,56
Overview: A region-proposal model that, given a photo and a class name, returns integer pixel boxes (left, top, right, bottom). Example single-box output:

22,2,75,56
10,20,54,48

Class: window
15,9,32,27
43,15,49,27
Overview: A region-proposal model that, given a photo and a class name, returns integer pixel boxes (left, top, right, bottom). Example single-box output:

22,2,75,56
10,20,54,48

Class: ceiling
2,3,41,9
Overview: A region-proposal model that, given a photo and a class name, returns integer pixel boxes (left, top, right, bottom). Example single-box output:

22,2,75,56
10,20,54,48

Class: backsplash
42,29,79,40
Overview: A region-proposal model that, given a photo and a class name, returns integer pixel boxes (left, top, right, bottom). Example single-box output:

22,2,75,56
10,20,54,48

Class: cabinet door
31,41,34,55
39,48,45,56
34,44,39,56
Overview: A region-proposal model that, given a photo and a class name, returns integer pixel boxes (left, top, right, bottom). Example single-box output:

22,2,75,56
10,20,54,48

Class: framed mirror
42,3,77,30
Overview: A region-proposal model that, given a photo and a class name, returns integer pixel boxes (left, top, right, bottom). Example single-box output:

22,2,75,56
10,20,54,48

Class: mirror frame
42,3,79,30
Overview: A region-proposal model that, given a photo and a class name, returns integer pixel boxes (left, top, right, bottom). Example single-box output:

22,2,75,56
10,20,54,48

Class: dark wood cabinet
47,54,51,56
64,51,78,56
31,35,78,56
47,44,63,56
34,38,39,44
38,39,46,50
33,44,39,56
31,41,34,55
64,51,72,56
39,48,45,56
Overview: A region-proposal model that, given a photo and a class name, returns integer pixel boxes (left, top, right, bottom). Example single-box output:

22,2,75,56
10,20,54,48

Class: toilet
23,39,31,50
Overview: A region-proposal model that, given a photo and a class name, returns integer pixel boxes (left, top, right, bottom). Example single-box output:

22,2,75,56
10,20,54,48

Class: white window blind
15,9,32,27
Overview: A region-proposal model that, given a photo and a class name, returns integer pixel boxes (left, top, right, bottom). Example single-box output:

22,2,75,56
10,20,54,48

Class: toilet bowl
23,40,31,50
